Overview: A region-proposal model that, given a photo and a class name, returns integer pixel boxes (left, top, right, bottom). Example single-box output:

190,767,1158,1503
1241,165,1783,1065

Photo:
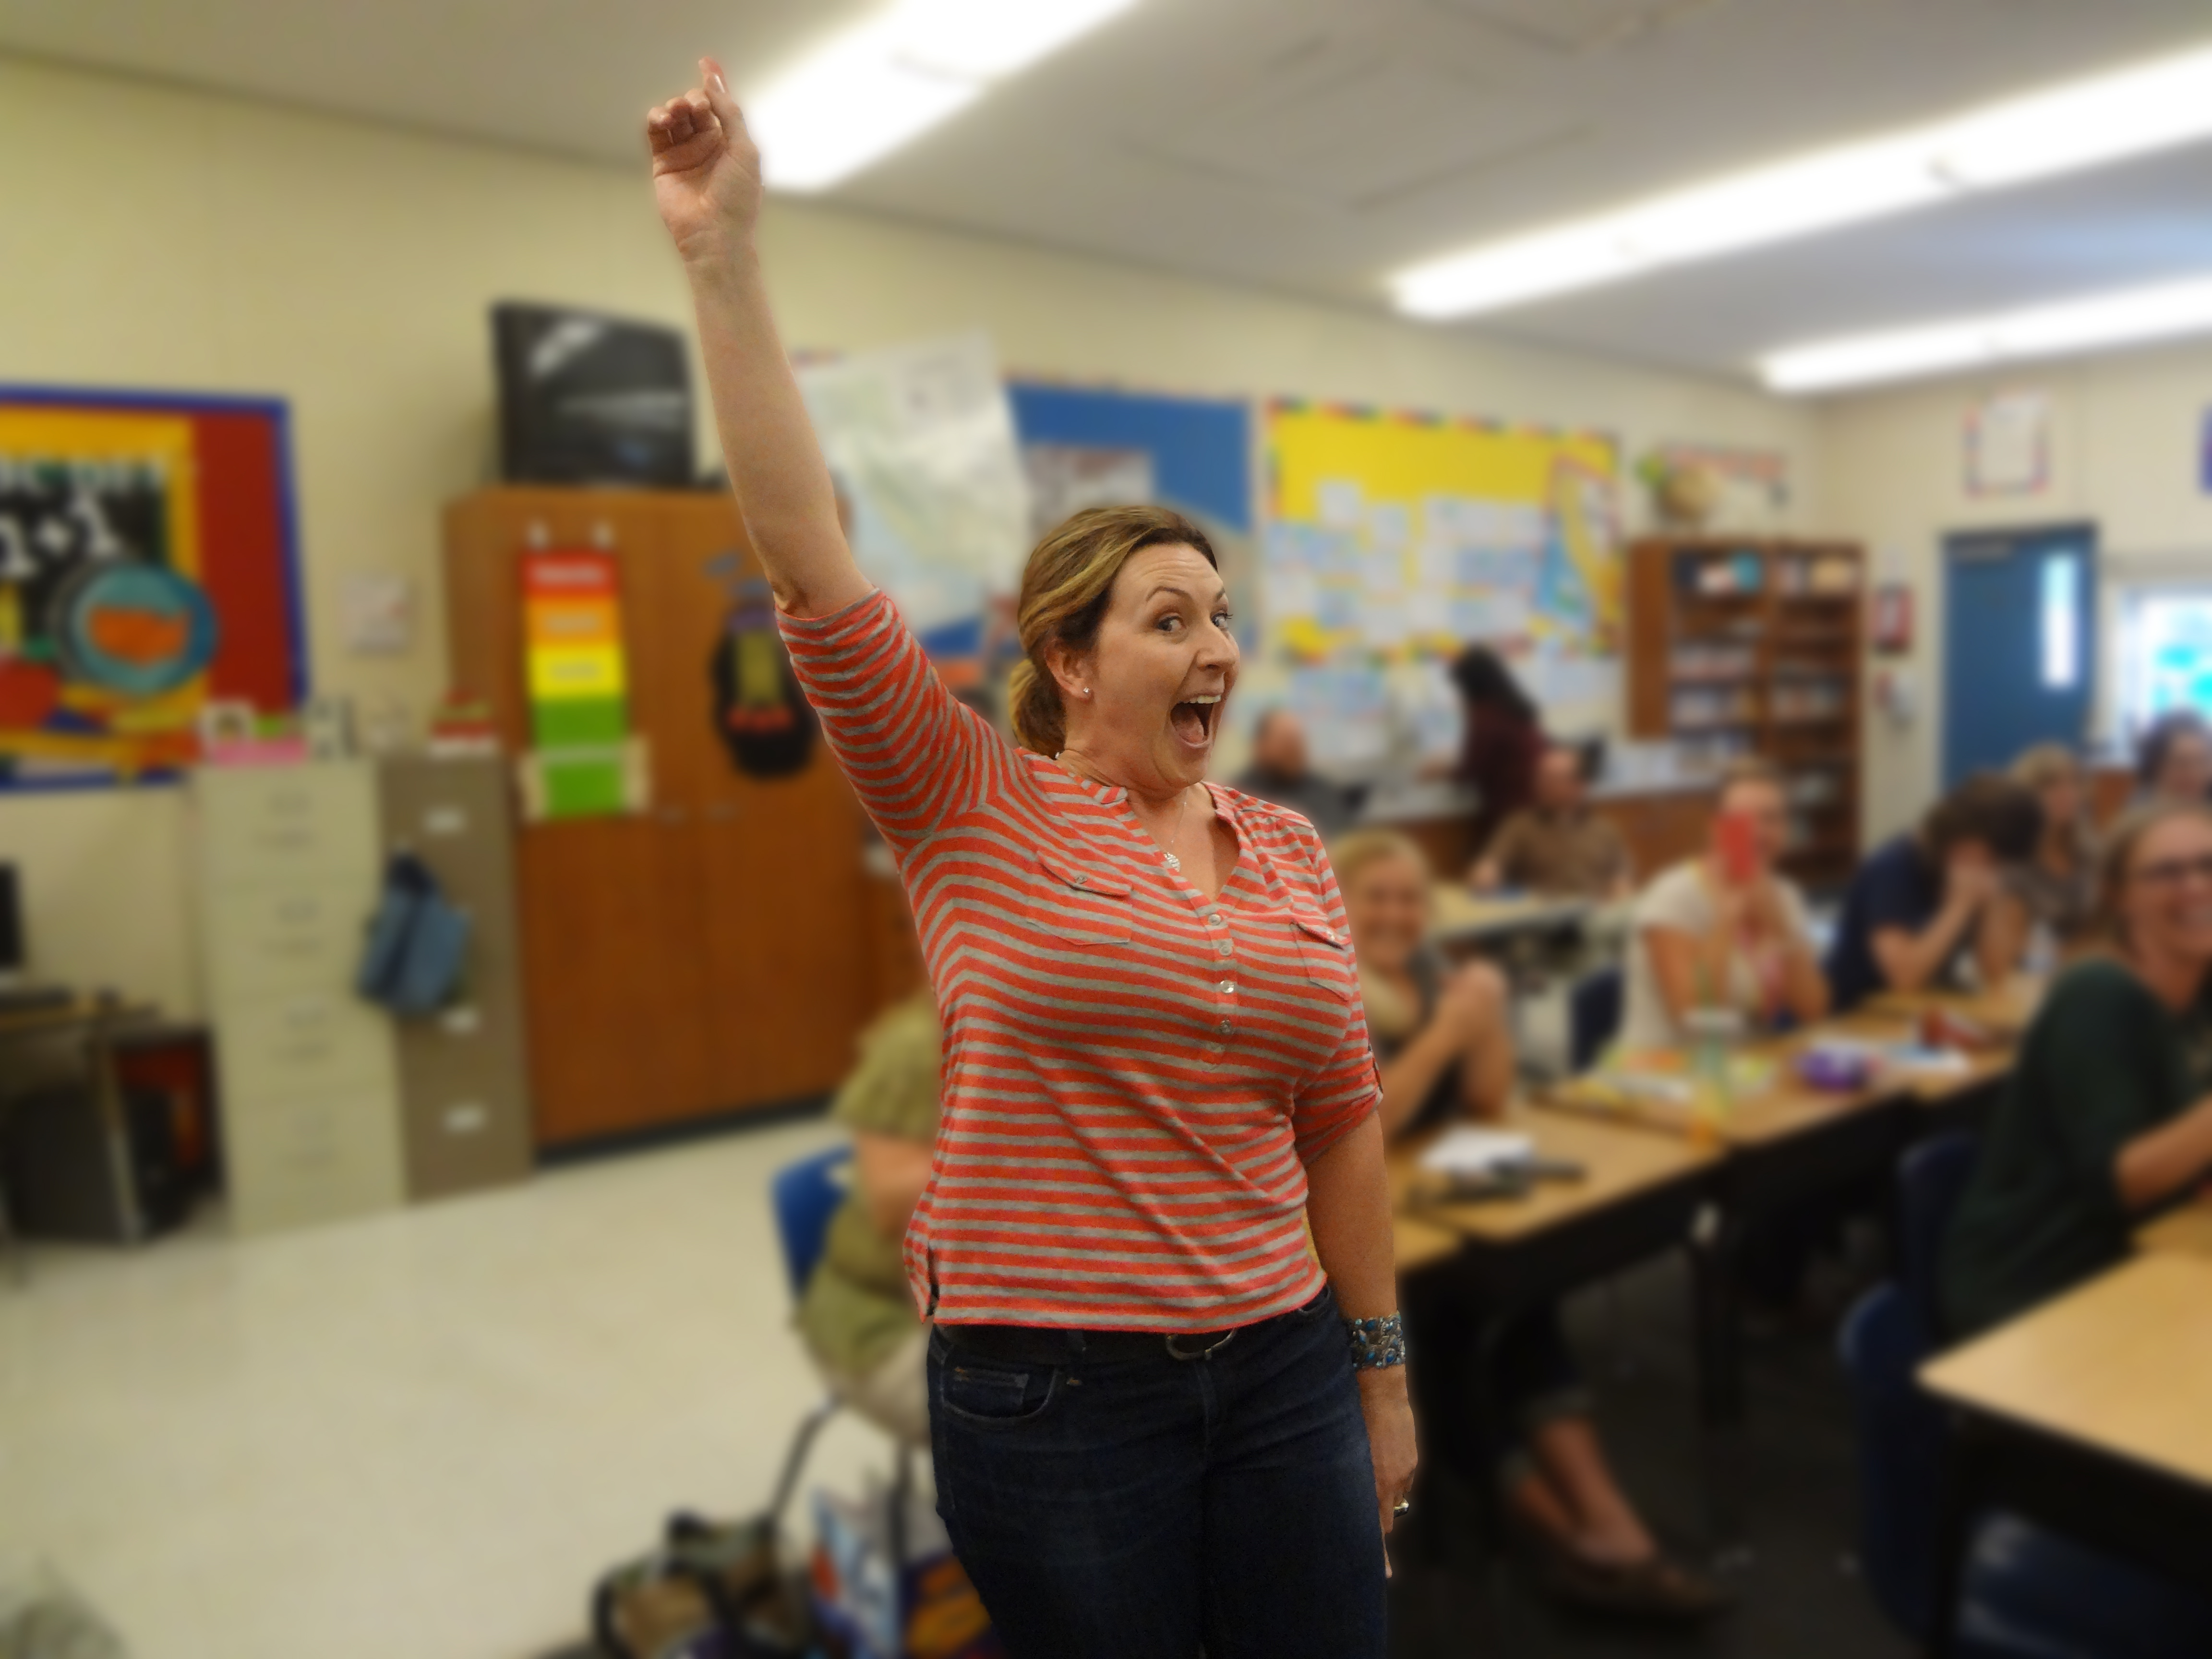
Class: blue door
1942,523,2097,784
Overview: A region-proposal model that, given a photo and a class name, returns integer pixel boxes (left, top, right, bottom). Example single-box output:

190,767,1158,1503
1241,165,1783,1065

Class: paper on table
1418,1126,1535,1176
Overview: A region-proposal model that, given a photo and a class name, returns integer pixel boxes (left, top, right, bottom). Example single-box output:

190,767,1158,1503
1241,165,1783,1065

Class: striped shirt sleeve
778,589,1013,851
1288,828,1382,1163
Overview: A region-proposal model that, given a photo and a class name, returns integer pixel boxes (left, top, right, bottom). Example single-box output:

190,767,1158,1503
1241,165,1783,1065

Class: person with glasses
1944,800,2212,1340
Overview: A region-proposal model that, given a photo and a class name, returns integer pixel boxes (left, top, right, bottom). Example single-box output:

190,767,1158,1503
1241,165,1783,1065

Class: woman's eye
1157,615,1182,633
1213,609,1233,628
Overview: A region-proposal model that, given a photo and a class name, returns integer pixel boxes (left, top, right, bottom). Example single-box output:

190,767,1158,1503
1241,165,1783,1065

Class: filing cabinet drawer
217,990,396,1103
203,880,376,1001
224,1088,405,1236
198,764,380,889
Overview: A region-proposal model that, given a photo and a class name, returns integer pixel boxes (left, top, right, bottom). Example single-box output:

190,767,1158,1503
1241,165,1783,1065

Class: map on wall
0,388,304,789
1263,400,1621,767
796,332,1031,687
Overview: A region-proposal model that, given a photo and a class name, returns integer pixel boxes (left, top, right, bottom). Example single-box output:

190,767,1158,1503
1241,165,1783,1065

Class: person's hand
1435,960,1501,1044
646,58,762,267
1358,1366,1418,1573
1945,856,2002,913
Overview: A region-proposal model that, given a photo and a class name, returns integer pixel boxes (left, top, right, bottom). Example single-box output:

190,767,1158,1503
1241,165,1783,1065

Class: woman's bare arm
1306,1114,1418,1558
853,1130,933,1238
2116,1095,2212,1212
648,61,870,619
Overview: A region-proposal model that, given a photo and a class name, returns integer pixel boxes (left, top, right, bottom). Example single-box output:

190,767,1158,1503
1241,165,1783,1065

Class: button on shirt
780,591,1380,1332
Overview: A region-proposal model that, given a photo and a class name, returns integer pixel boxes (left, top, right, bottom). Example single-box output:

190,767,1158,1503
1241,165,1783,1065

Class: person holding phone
1618,759,1829,1052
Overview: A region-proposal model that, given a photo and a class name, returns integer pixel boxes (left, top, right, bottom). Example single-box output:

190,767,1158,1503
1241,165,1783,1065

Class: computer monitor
0,863,23,986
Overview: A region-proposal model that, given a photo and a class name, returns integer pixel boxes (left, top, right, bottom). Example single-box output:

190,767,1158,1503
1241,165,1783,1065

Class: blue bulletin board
1007,382,1252,537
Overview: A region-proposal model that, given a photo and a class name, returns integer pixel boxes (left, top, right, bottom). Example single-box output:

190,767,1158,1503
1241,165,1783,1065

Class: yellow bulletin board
1264,400,1621,663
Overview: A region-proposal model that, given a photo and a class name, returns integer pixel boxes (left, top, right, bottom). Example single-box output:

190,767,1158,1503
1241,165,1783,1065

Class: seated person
1825,775,2042,1012
1471,742,1633,902
1619,759,1829,1052
793,986,939,1446
1994,743,2100,956
1232,707,1355,840
2136,708,2212,807
1938,801,2212,1651
1944,801,2212,1340
1335,830,1723,1621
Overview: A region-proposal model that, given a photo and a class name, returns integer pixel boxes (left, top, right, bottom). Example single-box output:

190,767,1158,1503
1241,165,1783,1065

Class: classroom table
1863,975,2045,1043
2136,1200,2212,1259
0,993,156,1283
1920,1253,2212,1654
1428,887,1592,952
1390,1105,1725,1420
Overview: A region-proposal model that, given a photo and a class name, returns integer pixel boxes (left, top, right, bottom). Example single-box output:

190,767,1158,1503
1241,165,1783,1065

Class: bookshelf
1626,536,1865,886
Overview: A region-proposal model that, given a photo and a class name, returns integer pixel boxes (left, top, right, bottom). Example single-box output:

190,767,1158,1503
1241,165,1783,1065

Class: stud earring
1082,687,1094,698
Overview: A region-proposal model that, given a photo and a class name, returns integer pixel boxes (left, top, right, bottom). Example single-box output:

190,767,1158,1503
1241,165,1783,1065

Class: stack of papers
1418,1127,1534,1177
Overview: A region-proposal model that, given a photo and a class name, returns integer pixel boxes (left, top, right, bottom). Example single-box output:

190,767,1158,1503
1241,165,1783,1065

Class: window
2040,553,2080,689
2117,583,2212,735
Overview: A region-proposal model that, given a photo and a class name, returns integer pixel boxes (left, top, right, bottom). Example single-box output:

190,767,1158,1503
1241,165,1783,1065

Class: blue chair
1567,965,1623,1072
771,1145,853,1300
1897,1131,1978,1345
764,1143,920,1642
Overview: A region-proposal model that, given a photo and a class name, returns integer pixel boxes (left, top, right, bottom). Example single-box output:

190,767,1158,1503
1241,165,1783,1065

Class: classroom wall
1819,340,2212,841
0,52,1821,1016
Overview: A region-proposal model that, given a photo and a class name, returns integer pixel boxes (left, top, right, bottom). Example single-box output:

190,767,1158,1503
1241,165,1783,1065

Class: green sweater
795,993,941,1378
1941,958,2212,1340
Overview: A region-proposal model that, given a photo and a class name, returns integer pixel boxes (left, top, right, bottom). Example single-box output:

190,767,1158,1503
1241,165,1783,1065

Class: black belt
937,1290,1326,1367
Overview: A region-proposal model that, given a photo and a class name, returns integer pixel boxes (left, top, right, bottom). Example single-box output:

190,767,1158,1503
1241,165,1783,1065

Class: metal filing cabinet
193,762,405,1235
377,755,534,1200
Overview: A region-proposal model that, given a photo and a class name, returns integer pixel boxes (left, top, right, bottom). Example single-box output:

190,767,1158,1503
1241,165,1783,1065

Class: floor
0,1115,898,1659
2,1117,1910,1659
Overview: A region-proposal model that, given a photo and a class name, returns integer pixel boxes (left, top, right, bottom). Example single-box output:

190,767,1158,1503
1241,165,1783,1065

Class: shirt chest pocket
1289,914,1356,1001
1027,852,1135,946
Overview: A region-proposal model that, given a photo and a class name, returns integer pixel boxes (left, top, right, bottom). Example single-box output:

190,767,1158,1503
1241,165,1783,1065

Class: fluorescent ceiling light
749,0,1136,192
1393,40,2212,319
1760,274,2212,393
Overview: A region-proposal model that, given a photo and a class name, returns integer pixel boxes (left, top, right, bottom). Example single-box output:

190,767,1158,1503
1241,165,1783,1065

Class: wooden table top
1864,976,2046,1043
1390,1104,1718,1246
1921,1253,2212,1490
2137,1201,2212,1260
1540,1039,1903,1150
0,993,136,1041
1816,1010,2018,1106
1429,888,1592,947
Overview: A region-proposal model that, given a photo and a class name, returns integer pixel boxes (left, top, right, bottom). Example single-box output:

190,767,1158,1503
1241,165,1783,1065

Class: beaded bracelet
1345,1311,1407,1370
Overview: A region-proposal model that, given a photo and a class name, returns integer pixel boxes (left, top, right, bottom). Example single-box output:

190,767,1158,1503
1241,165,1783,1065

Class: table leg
1689,1217,1743,1426
84,1010,145,1246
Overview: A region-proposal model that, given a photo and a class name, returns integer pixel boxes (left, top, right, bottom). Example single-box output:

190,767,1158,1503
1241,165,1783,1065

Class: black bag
590,1511,812,1659
710,577,817,780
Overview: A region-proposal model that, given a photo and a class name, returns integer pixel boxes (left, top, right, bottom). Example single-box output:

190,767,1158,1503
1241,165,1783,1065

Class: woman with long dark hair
647,62,1410,1659
1450,643,1545,851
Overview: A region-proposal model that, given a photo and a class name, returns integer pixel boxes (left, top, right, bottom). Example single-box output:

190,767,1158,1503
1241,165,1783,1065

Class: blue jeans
926,1285,1386,1659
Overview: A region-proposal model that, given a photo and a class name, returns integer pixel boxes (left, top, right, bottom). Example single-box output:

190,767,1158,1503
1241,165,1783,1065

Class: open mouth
1170,694,1222,748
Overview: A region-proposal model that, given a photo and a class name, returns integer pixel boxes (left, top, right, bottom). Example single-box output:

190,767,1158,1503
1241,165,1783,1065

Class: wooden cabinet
1591,785,1711,880
1626,536,1866,886
444,488,867,1149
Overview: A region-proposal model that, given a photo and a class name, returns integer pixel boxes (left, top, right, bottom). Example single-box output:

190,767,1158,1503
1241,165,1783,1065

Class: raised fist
646,57,763,266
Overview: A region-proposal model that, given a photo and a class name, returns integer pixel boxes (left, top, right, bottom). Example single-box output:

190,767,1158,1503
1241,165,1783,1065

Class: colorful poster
521,549,632,817
1008,381,1255,646
797,332,1031,686
0,387,303,788
1263,401,1621,765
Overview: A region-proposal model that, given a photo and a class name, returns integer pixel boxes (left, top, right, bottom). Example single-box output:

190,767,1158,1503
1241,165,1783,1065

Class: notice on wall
520,549,634,818
1965,390,2050,496
797,332,1031,686
1263,401,1622,764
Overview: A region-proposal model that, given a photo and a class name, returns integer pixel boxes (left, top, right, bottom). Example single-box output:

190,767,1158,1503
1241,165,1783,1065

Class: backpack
591,1512,812,1659
354,852,471,1016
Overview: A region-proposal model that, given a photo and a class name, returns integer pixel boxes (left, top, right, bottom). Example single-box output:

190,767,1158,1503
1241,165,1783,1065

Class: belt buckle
1164,1329,1235,1362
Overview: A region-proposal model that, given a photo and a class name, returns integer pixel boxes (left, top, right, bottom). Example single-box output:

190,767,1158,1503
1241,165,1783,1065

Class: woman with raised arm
647,62,1410,1659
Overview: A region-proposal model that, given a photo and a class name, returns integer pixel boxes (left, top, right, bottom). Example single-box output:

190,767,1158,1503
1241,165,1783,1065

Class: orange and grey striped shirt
781,590,1381,1331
